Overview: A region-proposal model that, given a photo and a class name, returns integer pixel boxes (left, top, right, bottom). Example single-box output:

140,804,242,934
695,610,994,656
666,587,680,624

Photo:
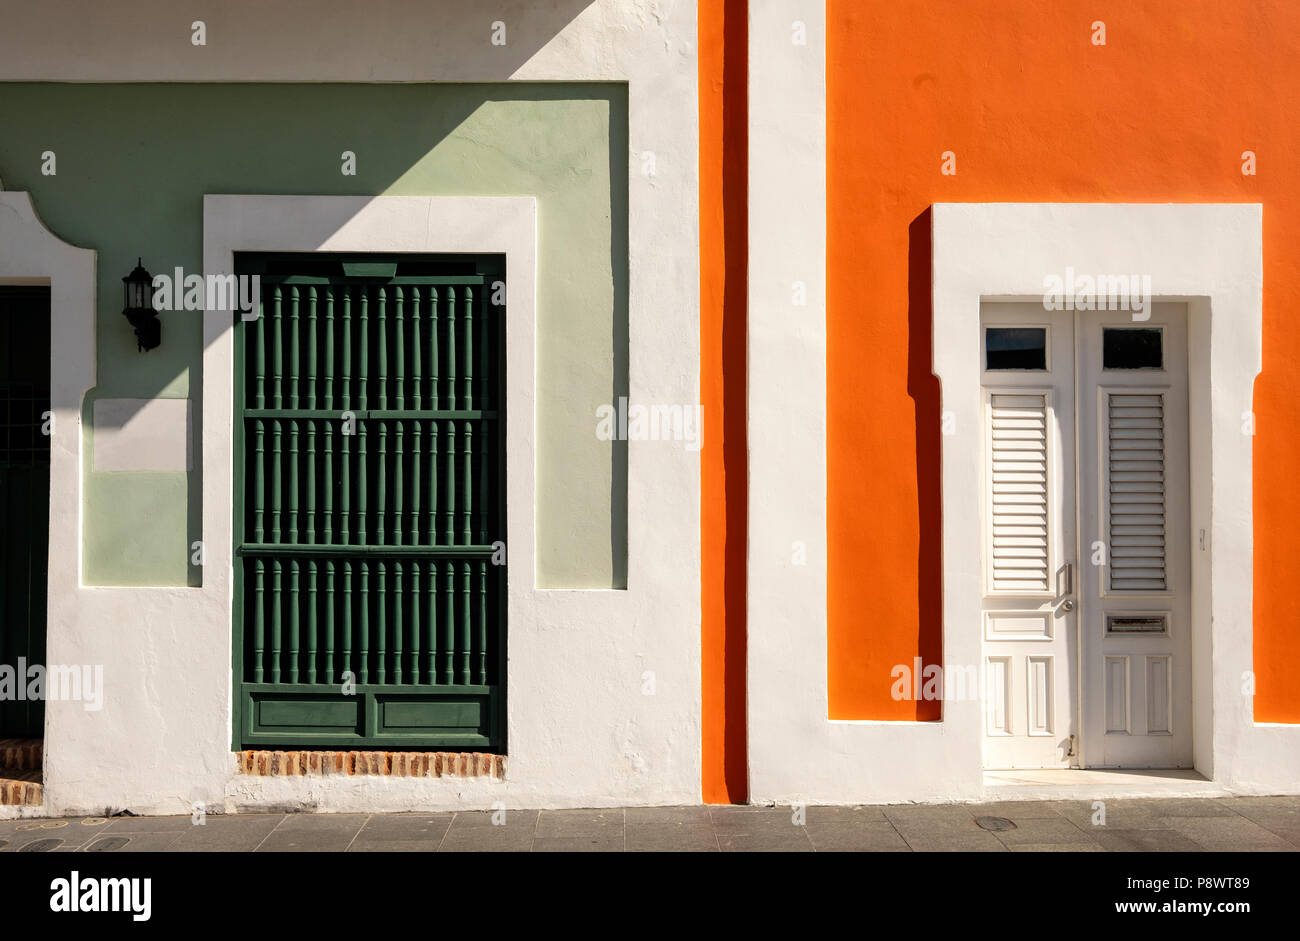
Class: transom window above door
1103,326,1164,370
984,326,1047,370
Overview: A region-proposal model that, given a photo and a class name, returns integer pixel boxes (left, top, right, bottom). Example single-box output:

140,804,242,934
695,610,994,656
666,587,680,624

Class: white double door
981,302,1191,769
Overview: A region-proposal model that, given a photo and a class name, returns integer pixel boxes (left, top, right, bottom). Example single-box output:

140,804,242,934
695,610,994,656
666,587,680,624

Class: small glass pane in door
985,327,1047,370
1102,327,1163,369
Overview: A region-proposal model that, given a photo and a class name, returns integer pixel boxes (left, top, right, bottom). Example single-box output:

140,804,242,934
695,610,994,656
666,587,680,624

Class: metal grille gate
0,287,50,738
232,255,505,750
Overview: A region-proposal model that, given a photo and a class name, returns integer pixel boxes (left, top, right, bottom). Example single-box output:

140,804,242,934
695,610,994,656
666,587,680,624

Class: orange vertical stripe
699,0,748,802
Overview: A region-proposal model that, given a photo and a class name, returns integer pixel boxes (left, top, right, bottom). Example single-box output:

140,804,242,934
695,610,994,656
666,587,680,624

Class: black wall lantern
122,258,161,352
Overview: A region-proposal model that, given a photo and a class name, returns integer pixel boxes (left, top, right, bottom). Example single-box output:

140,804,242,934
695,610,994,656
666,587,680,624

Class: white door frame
0,192,96,812
932,202,1267,784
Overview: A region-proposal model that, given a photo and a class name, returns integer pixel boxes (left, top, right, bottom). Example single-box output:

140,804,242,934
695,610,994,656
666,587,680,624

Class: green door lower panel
242,684,498,749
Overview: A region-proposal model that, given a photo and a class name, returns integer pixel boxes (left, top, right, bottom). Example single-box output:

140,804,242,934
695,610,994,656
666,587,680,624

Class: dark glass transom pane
985,327,1047,370
1103,327,1163,369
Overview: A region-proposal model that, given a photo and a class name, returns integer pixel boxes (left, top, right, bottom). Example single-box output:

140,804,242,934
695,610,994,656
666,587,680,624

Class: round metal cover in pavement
87,837,131,852
17,838,62,852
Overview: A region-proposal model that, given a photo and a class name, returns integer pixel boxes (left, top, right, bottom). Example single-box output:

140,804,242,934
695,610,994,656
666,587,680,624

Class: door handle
1060,562,1074,611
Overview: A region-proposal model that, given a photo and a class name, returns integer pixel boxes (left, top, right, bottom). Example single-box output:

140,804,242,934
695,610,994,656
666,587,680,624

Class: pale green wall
0,83,628,588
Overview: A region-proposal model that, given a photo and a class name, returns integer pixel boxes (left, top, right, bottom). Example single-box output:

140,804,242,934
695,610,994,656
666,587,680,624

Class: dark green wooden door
232,255,505,750
0,287,51,738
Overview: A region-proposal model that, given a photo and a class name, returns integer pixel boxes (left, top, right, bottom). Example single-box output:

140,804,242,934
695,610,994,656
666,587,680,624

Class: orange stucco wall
826,0,1300,720
700,0,748,801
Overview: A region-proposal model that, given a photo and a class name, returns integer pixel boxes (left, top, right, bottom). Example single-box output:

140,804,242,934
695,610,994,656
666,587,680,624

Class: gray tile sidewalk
1,796,1297,852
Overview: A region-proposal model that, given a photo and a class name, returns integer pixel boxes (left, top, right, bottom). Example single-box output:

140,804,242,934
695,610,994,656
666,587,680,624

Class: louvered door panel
988,392,1050,593
1107,392,1166,591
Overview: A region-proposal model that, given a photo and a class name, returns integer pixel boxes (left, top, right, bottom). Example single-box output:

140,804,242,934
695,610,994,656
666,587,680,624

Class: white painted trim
0,192,95,577
204,196,533,803
194,194,701,813
0,193,95,814
930,203,1284,792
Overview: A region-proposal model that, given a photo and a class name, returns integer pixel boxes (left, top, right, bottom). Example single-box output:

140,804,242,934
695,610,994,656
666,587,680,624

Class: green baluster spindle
377,285,388,410
394,285,405,410
375,560,386,685
392,560,403,684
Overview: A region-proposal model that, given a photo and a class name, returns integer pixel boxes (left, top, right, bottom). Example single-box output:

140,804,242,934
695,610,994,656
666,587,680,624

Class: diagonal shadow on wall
0,42,630,588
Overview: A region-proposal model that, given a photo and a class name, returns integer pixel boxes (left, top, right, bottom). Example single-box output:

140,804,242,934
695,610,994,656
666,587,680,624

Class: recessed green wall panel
0,83,628,588
81,471,190,586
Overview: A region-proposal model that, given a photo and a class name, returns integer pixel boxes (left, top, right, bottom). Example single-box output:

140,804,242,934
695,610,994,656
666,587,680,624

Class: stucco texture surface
826,0,1300,722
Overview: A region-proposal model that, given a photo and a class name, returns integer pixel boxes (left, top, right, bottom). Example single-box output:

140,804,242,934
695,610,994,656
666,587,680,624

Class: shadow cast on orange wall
908,208,943,722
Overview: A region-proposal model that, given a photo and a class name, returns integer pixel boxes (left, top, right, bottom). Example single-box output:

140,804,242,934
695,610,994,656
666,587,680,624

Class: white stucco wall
1,1,702,816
